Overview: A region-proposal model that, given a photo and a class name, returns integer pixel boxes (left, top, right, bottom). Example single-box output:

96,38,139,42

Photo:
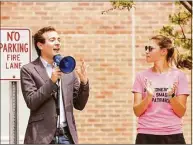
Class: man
20,26,90,144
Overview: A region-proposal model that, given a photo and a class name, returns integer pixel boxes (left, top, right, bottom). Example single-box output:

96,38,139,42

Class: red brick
1,16,10,20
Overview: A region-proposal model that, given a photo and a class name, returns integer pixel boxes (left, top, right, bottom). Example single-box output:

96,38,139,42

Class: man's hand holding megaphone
51,67,63,83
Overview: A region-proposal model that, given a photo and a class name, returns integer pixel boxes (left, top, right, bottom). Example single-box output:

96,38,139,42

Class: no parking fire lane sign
0,28,31,80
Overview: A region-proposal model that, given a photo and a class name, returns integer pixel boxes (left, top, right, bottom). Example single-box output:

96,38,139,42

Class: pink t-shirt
132,68,189,135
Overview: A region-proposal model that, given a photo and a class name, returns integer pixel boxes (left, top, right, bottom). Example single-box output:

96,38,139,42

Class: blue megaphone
53,54,76,74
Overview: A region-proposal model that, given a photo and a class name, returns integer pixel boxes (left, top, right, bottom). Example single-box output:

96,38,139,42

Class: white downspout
131,6,136,144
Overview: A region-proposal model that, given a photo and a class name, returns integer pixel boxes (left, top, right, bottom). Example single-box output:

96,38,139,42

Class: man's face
38,31,61,61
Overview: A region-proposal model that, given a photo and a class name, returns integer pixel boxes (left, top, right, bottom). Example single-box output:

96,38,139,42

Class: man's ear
37,42,43,50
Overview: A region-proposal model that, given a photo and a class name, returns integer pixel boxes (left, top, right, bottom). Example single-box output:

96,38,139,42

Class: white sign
0,28,31,80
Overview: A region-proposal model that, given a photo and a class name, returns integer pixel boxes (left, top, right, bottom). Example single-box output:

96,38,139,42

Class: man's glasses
145,46,155,52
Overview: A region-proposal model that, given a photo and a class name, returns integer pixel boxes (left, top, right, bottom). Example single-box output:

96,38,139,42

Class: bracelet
171,93,175,98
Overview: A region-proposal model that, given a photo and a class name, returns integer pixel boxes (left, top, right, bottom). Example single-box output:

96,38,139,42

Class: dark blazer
20,57,89,144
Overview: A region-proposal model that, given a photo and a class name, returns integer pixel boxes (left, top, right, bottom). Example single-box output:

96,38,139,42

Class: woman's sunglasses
145,46,155,52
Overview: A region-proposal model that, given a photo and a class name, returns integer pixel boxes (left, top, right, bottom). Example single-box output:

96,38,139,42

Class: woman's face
145,40,165,63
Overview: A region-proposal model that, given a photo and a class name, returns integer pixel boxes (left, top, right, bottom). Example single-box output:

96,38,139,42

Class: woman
132,35,191,144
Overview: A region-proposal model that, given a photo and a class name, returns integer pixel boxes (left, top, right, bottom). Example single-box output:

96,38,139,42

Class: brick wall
1,2,191,144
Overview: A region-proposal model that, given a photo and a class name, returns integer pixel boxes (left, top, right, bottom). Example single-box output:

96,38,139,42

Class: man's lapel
33,57,50,83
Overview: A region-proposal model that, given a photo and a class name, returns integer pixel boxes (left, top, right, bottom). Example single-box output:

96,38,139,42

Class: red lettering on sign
7,54,20,61
0,43,28,52
7,31,20,41
6,62,21,69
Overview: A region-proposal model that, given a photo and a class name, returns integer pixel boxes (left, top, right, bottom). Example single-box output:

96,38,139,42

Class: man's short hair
33,26,56,56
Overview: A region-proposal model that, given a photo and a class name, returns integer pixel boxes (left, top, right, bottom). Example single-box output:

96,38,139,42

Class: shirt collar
40,56,53,68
